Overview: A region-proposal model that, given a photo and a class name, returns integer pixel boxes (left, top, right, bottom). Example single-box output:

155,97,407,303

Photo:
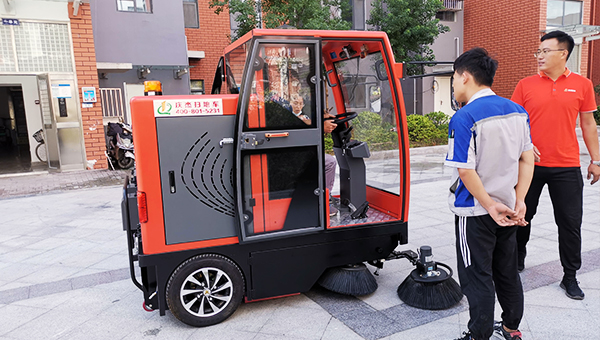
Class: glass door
236,40,325,241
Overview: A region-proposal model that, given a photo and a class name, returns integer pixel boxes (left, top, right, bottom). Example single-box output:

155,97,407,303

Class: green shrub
352,111,398,151
595,106,600,125
406,114,440,143
324,133,333,153
425,111,450,127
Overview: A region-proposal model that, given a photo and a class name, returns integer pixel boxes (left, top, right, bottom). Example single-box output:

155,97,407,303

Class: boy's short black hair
541,30,574,60
453,47,498,87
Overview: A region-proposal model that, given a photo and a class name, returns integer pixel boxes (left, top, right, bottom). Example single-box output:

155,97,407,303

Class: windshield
333,52,400,195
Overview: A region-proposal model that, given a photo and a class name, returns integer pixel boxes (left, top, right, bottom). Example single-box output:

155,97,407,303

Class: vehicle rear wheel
166,254,245,327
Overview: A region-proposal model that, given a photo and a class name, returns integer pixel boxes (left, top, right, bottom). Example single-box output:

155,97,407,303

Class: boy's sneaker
493,321,522,340
560,276,585,300
454,331,474,340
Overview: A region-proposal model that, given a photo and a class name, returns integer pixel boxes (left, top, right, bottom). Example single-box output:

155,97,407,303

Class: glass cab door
236,39,325,242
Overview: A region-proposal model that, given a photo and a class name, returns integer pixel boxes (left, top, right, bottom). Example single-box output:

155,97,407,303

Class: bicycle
32,129,47,162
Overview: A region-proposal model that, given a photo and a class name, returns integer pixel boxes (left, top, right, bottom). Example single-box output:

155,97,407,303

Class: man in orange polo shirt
511,30,600,300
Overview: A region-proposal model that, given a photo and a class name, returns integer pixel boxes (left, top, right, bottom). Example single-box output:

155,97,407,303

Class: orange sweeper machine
121,29,462,327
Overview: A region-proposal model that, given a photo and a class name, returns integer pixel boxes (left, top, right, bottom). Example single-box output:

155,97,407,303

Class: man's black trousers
455,215,524,340
517,166,583,277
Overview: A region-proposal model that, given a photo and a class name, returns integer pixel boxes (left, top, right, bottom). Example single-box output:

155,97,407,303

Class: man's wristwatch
591,160,600,167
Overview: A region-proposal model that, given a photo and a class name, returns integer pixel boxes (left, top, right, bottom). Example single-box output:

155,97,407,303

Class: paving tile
0,304,49,336
524,304,598,339
257,304,332,339
321,317,363,340
18,265,82,285
336,308,402,340
388,317,461,340
524,285,588,310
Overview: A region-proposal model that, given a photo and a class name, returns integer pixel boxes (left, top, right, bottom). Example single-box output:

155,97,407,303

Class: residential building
0,0,231,175
464,0,600,99
0,0,104,173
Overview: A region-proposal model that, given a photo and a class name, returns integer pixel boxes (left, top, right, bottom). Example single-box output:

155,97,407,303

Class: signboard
51,84,72,98
2,19,20,26
153,99,224,117
82,87,97,103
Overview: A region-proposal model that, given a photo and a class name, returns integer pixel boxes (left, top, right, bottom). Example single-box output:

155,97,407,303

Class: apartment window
183,0,199,28
566,44,581,73
547,0,582,26
117,0,152,13
191,80,204,95
436,11,456,22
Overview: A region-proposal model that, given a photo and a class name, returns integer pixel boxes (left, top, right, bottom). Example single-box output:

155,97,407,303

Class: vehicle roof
224,29,390,55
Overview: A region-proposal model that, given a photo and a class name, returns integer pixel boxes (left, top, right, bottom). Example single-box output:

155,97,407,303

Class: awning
544,25,600,42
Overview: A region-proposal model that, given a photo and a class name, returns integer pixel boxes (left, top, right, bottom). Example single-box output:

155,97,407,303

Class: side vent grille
181,131,235,217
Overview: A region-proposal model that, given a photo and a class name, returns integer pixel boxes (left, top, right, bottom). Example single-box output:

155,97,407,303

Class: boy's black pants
455,215,524,340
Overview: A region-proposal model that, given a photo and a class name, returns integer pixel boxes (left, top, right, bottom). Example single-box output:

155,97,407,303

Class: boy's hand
513,200,528,226
486,202,518,227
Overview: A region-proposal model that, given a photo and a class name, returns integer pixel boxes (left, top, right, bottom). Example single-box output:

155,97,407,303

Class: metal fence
443,0,463,11
100,88,125,119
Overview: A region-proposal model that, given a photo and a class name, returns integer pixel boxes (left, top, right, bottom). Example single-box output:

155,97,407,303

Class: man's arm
514,149,535,225
457,168,517,227
581,112,600,184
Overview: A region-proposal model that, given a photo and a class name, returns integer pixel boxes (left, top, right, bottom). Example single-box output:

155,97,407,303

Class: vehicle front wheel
166,254,245,327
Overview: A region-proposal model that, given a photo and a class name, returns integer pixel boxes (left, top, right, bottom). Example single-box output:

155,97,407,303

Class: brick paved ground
0,169,130,199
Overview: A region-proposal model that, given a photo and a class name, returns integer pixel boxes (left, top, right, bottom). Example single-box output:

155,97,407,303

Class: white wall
0,0,69,21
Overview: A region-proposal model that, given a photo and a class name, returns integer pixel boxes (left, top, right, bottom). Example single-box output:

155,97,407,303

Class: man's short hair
541,30,574,60
453,47,498,87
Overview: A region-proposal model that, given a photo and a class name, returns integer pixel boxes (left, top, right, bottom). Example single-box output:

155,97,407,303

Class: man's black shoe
560,276,585,300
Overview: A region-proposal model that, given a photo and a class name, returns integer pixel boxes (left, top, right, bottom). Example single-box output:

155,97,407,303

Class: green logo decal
156,101,172,115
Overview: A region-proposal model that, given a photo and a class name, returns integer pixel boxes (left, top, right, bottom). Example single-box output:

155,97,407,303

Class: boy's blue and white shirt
445,89,533,216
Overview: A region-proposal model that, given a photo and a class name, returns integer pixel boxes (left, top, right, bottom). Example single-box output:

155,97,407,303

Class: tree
367,0,449,72
209,0,351,41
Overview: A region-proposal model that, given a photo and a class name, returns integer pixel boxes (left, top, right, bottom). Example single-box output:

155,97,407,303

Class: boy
446,48,534,340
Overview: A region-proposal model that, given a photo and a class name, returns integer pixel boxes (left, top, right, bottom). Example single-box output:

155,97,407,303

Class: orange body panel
366,186,400,218
131,94,239,255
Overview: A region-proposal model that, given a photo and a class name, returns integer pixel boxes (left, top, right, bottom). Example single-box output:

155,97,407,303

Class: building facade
0,0,231,175
0,0,104,173
464,0,599,99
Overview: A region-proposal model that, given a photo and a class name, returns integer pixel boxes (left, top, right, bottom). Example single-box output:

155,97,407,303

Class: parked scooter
106,121,134,169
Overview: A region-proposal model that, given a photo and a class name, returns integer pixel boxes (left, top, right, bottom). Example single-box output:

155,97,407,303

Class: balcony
442,0,463,12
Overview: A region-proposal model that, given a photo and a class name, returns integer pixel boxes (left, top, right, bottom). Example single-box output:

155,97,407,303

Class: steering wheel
327,111,358,125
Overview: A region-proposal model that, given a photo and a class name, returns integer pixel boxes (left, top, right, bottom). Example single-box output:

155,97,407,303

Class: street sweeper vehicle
121,28,462,327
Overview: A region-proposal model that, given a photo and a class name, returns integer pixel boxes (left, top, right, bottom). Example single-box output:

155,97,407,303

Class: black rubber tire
166,254,245,327
35,143,47,162
117,149,134,169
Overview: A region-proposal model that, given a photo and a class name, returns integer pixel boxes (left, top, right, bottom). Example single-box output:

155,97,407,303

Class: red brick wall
69,3,107,170
589,0,600,101
463,0,545,99
186,1,231,93
580,0,592,78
